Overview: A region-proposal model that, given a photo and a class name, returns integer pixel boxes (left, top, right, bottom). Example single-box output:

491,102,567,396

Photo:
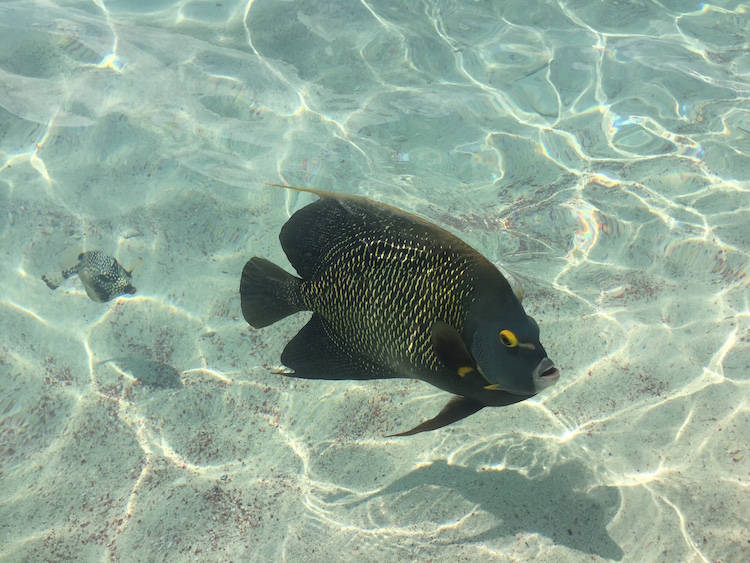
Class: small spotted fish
42,251,137,302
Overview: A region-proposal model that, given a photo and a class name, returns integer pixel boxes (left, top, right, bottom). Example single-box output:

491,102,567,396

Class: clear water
0,1,748,561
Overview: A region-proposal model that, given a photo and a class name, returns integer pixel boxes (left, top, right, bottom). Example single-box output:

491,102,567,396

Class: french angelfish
240,186,559,436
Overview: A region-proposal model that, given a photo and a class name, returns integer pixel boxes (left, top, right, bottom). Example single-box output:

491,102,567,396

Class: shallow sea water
0,1,749,561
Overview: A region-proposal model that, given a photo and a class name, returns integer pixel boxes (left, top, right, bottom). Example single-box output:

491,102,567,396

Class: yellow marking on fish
458,366,474,377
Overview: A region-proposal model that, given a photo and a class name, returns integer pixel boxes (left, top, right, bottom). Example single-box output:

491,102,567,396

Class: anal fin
388,396,484,437
281,314,400,380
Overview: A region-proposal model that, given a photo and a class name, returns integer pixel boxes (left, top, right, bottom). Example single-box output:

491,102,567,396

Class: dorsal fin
279,194,367,279
272,184,483,280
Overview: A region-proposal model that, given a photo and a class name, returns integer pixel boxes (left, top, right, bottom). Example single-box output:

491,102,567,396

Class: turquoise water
0,0,748,561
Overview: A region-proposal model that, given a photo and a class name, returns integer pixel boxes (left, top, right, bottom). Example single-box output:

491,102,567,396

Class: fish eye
499,330,518,347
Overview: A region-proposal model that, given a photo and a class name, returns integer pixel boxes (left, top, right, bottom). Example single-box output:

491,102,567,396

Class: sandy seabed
1,0,749,561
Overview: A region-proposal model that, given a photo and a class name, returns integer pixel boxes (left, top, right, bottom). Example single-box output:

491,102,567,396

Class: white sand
0,1,748,562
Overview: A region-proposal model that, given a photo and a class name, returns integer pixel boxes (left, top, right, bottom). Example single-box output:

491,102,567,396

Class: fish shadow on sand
98,357,183,389
343,458,623,560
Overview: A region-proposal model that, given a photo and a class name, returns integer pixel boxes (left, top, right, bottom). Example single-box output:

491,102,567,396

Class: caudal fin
240,258,303,328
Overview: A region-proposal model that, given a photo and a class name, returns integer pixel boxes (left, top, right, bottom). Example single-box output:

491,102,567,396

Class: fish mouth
533,358,559,391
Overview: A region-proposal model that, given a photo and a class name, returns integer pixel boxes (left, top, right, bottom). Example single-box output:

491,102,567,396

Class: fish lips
533,357,559,392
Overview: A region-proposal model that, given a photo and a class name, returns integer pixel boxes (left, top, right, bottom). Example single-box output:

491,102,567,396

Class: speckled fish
240,186,559,436
43,251,136,302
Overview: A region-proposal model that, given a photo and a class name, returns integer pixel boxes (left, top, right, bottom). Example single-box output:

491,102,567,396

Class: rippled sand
0,1,748,562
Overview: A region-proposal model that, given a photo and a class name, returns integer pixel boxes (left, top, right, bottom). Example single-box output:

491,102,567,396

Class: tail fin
240,258,303,328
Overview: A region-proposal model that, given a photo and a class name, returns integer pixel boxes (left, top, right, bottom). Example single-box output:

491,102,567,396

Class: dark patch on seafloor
99,357,183,389
338,458,623,560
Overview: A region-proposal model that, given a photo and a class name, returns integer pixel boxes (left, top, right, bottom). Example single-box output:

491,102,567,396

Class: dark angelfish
240,186,559,436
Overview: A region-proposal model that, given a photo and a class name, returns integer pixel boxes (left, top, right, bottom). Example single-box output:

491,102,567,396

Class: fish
42,251,137,302
240,185,559,436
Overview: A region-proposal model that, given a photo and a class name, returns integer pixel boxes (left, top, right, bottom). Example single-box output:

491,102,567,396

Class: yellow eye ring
499,330,518,347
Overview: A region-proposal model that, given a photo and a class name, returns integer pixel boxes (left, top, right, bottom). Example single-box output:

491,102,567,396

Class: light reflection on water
0,0,748,561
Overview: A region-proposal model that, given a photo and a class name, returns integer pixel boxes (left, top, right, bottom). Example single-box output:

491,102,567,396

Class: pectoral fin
387,396,484,437
431,321,478,378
